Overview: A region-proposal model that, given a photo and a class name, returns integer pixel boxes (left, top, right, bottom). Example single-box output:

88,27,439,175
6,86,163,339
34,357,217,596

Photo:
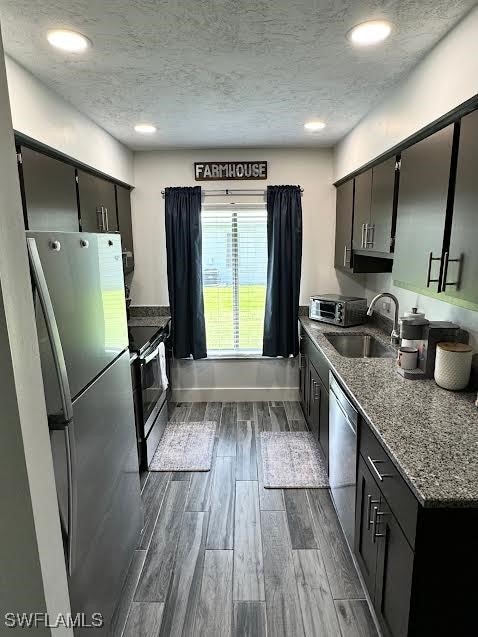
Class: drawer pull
367,494,380,530
367,456,393,482
372,507,389,542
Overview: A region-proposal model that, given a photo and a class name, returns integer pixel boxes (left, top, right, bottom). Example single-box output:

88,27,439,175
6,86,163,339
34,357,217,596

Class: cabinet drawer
304,332,330,389
360,421,418,548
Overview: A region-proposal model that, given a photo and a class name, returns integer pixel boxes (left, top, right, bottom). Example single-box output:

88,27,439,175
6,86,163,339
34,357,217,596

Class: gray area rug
261,431,329,488
150,421,216,472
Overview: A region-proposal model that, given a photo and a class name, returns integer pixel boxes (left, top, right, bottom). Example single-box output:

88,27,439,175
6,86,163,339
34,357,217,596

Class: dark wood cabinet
334,180,354,270
352,170,372,250
446,109,478,304
335,175,393,274
356,439,413,637
392,124,455,290
374,499,414,637
308,363,321,439
299,327,329,464
369,156,398,254
19,146,79,231
77,170,118,233
355,455,380,596
116,185,135,273
299,338,309,420
353,159,397,255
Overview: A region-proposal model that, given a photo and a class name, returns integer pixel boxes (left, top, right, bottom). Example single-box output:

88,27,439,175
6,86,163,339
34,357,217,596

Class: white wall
5,55,133,184
334,5,478,181
0,34,72,635
131,147,367,398
131,147,366,306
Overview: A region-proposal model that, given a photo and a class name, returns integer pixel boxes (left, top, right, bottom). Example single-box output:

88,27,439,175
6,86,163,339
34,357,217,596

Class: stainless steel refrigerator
26,231,143,634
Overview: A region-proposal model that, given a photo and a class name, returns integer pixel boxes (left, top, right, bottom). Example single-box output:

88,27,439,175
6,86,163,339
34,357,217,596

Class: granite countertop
300,317,478,508
128,316,171,329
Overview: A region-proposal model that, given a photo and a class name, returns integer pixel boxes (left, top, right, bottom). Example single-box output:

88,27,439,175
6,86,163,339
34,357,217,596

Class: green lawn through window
203,284,266,351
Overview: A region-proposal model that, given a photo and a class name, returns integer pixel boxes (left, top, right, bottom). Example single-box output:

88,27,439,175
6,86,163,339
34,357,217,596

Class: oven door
311,299,338,322
140,335,169,436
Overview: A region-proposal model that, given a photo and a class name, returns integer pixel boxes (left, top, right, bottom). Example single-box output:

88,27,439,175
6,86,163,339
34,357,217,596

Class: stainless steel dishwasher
329,372,358,551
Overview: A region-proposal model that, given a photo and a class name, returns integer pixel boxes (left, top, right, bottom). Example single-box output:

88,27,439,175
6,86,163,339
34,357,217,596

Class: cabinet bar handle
441,252,463,292
426,251,441,287
366,224,375,248
367,494,380,530
372,507,389,543
96,206,104,232
361,224,366,249
367,456,393,482
343,245,351,267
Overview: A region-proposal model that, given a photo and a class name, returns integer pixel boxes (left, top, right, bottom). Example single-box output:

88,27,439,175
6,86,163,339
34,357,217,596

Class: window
202,204,268,353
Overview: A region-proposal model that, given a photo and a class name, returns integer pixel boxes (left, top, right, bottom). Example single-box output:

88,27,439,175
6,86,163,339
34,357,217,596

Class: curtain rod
161,186,304,198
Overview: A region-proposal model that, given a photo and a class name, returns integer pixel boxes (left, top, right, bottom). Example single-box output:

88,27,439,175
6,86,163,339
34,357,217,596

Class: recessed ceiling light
47,29,91,52
304,120,326,132
134,124,157,134
348,20,392,46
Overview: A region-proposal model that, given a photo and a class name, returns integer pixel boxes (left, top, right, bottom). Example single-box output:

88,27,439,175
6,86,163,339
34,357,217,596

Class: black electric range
129,321,171,469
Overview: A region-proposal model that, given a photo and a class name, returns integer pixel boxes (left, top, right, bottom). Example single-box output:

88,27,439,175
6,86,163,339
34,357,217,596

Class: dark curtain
165,186,207,359
262,185,302,357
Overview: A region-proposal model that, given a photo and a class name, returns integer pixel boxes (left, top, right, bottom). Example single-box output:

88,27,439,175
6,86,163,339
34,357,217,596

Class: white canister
434,342,473,391
397,347,418,370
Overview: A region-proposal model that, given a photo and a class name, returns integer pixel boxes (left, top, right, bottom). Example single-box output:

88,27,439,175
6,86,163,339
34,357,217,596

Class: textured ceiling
0,1,475,149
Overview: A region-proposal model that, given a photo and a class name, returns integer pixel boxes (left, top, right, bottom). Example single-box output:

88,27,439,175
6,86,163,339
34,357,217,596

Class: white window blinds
201,205,268,353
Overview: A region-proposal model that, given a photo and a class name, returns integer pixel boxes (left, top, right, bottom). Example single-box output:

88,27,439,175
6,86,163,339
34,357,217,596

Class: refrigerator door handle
27,237,76,575
27,238,73,422
48,416,76,576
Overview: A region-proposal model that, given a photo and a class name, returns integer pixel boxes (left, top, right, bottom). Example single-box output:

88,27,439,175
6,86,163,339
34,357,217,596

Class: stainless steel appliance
309,294,367,327
129,323,171,469
26,231,143,635
329,372,358,550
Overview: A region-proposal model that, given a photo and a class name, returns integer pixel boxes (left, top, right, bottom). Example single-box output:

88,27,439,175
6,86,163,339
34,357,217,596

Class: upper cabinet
116,185,135,273
392,124,455,291
353,158,398,255
352,170,372,251
335,171,393,274
19,146,79,231
446,110,478,304
17,140,135,274
369,156,398,254
77,170,118,233
334,180,354,270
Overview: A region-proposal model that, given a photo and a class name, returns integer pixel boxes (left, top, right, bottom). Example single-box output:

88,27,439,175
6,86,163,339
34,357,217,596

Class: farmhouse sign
194,161,267,181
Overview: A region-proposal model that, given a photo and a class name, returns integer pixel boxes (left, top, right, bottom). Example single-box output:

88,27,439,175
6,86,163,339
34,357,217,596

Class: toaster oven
309,294,367,327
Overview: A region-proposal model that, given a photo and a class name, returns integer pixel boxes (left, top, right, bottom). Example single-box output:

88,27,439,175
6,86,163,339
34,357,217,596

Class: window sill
206,351,264,360
175,352,294,361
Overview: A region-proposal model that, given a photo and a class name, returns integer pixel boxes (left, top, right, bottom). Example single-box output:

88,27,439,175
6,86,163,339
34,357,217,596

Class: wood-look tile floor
112,402,379,637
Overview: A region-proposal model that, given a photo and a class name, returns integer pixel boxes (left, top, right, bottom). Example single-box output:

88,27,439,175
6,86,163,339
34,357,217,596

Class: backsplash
366,273,478,349
366,273,478,389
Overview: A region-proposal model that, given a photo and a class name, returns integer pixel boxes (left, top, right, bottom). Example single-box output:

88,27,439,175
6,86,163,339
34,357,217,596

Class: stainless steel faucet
367,293,400,346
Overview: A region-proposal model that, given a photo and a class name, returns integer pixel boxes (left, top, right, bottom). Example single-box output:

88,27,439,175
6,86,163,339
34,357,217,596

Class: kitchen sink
324,332,395,359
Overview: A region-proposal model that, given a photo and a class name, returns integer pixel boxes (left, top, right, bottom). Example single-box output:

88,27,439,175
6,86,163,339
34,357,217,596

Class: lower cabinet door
355,455,381,597
299,350,308,417
374,498,414,637
309,364,321,438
